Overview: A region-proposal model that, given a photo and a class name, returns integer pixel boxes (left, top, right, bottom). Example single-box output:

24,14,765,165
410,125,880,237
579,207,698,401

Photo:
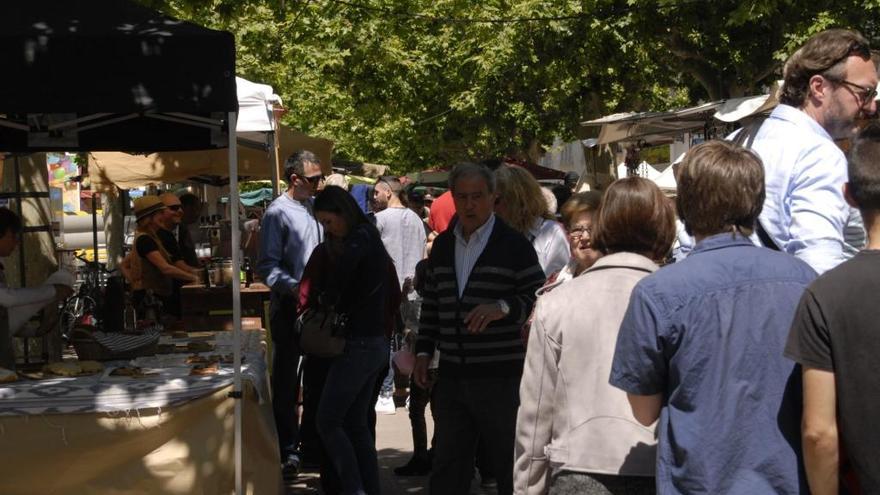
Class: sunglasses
167,204,182,211
300,174,324,186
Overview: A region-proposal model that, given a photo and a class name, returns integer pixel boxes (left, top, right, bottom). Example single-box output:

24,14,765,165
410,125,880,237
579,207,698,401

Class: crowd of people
247,28,880,495
2,24,872,495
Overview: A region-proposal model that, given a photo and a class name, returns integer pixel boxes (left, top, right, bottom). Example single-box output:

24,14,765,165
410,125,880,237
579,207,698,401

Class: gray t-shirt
376,207,427,289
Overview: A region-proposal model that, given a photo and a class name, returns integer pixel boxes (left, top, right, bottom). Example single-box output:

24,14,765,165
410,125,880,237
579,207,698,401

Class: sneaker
375,396,396,415
281,453,300,480
393,456,431,476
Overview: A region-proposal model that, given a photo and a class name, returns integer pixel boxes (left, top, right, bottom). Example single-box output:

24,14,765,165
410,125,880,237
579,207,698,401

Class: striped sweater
415,218,546,378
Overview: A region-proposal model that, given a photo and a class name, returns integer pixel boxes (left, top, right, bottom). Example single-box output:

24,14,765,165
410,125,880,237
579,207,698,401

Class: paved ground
285,404,497,495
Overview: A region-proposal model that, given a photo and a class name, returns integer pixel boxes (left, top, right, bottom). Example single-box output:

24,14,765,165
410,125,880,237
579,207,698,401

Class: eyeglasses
568,225,592,239
827,77,878,107
301,174,324,186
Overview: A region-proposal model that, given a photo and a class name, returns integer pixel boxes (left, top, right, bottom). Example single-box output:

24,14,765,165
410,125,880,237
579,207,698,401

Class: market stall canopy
235,76,282,149
713,81,781,122
0,0,237,152
581,101,723,146
88,125,333,189
239,188,274,206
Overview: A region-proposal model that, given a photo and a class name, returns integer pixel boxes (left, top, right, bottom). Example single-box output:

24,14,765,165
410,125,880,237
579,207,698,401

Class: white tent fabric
539,136,587,174
235,76,284,155
236,77,281,133
713,81,781,123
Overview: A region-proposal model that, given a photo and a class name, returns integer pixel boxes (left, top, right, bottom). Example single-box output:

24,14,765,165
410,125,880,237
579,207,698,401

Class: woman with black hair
304,185,398,495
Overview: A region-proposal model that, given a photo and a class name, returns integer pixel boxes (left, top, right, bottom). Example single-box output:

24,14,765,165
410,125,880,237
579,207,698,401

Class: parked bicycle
59,253,112,340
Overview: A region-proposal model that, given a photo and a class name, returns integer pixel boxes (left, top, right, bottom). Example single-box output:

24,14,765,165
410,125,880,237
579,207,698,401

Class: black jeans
302,356,342,495
429,373,521,495
408,371,437,458
270,294,302,458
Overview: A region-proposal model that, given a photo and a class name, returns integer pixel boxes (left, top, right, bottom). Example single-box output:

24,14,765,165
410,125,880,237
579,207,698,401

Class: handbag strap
730,117,781,251
581,264,653,275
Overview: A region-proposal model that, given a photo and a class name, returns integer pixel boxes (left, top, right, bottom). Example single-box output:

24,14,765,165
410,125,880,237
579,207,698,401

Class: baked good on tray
79,361,105,374
44,362,82,377
0,367,18,383
185,354,211,365
189,363,219,376
110,366,144,377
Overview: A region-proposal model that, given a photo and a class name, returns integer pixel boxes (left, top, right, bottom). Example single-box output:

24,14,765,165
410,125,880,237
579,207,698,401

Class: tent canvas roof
235,77,282,150
0,0,236,152
89,125,333,189
581,101,723,146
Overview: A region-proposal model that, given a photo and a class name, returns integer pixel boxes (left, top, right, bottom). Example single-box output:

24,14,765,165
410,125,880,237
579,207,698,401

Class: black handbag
297,307,348,358
298,270,385,358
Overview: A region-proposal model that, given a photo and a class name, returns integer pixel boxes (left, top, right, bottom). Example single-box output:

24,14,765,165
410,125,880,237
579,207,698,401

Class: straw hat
133,196,166,222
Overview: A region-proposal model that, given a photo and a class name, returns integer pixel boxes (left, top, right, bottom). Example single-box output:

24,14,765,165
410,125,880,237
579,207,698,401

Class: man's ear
844,182,859,208
808,74,831,104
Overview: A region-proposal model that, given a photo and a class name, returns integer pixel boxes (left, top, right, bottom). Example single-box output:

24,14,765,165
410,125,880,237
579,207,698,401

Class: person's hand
54,284,73,300
463,303,505,334
413,355,430,389
402,277,413,295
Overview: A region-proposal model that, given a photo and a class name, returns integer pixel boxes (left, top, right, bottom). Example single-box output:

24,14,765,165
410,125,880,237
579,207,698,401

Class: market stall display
0,1,261,493
0,330,280,495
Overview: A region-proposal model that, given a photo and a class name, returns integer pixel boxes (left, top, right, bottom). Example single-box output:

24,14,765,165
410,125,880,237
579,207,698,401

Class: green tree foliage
626,0,880,100
136,0,880,170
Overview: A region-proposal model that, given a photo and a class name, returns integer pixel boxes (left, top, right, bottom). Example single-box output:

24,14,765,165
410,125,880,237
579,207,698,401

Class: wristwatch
497,299,510,316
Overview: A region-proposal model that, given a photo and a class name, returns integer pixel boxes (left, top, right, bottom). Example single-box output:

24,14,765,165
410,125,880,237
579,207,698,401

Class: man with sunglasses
256,150,324,480
732,29,878,274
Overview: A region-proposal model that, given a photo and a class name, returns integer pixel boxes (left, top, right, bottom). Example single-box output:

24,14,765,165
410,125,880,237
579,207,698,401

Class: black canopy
0,0,237,152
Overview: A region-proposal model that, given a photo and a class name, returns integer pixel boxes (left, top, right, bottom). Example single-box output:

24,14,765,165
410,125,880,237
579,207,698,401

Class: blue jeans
317,335,389,495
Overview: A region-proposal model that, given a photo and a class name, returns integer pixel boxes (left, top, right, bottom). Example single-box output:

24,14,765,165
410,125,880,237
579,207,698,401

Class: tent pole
228,111,243,495
271,129,282,197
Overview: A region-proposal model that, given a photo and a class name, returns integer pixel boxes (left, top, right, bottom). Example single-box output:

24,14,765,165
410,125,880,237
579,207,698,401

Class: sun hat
133,196,166,222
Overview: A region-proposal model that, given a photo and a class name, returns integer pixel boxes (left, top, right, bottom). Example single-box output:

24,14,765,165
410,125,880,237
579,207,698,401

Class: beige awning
88,126,333,190
581,101,723,145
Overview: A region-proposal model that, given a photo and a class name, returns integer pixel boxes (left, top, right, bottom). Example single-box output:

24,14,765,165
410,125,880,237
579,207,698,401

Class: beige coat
514,253,659,494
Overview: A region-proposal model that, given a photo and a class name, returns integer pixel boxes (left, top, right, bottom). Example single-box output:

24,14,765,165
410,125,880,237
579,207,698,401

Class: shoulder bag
297,279,384,358
297,307,348,358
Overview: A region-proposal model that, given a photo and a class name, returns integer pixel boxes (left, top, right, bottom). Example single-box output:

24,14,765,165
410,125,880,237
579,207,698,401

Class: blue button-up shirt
747,104,850,274
610,233,816,494
256,193,322,310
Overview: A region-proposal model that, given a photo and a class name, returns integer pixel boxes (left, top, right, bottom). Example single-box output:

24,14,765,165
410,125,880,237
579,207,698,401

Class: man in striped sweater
414,162,546,495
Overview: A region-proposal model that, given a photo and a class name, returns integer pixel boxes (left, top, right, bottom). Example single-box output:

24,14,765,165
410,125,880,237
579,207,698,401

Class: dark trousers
408,371,437,458
302,356,342,495
429,373,520,495
270,295,302,458
317,336,389,495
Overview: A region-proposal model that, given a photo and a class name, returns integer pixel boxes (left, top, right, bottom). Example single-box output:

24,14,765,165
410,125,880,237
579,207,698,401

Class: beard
823,92,863,139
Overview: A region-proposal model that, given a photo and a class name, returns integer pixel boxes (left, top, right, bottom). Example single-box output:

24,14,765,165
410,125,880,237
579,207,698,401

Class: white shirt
0,266,74,334
528,217,571,277
452,214,496,297
745,104,850,274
